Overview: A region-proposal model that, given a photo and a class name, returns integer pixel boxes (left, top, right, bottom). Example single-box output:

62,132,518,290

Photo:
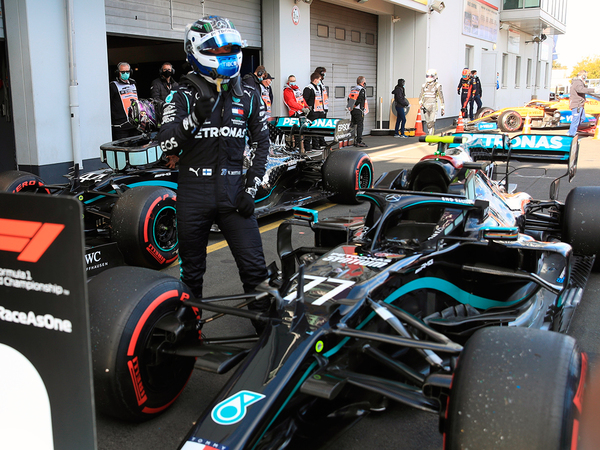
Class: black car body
88,132,594,449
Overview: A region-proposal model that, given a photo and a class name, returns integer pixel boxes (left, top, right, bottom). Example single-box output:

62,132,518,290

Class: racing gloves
236,188,256,218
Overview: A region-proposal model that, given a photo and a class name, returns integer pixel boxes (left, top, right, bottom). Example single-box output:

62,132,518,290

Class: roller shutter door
105,0,262,47
310,1,377,134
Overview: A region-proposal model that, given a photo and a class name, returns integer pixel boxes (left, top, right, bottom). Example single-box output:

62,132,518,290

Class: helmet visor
198,31,242,55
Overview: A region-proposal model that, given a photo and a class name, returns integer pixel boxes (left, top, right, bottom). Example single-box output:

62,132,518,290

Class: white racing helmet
184,16,243,82
426,69,438,82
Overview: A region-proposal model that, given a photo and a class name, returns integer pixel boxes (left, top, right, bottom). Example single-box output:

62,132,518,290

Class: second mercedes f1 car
0,115,372,273
88,131,594,449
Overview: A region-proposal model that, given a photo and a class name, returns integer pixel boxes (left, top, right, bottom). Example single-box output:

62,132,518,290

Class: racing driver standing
157,16,270,332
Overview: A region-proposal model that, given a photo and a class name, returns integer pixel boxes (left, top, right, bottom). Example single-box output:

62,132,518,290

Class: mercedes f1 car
88,131,594,449
0,115,372,274
466,96,600,132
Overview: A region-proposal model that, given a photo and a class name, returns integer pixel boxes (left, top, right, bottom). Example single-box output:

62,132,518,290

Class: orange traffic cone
414,108,426,136
455,116,464,133
523,114,531,134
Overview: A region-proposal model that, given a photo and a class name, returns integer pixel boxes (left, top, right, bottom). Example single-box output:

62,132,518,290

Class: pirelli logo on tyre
0,218,64,262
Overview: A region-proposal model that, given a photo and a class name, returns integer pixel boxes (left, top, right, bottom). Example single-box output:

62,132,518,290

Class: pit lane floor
96,130,600,450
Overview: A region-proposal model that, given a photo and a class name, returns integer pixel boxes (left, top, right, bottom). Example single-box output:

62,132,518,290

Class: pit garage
310,1,378,134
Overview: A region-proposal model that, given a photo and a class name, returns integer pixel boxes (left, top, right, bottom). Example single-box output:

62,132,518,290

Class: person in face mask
109,62,141,140
283,75,310,117
150,62,180,101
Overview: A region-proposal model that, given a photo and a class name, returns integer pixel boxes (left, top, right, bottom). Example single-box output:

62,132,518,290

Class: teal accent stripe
382,277,524,310
252,360,318,450
83,181,178,204
255,185,277,203
255,276,526,444
356,194,380,207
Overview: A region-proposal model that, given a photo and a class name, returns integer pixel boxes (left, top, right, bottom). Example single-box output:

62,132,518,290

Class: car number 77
284,275,355,306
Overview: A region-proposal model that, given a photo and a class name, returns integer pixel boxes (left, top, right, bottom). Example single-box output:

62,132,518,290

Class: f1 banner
0,193,96,450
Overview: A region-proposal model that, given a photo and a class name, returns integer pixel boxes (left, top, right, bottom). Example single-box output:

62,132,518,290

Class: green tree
570,56,600,78
553,60,567,69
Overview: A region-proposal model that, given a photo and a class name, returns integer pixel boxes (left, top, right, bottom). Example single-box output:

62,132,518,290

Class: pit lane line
368,142,429,161
162,203,337,266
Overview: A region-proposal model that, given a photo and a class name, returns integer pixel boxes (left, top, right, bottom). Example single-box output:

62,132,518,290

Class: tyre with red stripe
89,266,199,422
322,150,373,204
111,185,178,269
0,170,49,194
445,327,585,449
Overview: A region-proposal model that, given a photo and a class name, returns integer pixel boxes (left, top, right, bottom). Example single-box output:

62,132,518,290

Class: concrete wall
262,0,312,118
4,0,111,178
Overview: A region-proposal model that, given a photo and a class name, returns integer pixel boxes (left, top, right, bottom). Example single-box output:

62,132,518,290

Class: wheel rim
153,205,178,252
505,113,521,131
139,309,196,397
357,163,373,189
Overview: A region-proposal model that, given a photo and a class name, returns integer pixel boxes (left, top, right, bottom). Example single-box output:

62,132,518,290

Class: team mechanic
157,15,270,332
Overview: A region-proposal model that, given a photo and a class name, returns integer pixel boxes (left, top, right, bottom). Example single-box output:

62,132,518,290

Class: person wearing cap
456,68,472,119
468,69,482,120
260,73,274,118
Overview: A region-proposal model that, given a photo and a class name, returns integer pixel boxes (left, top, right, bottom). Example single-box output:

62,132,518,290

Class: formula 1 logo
0,218,64,262
211,390,265,425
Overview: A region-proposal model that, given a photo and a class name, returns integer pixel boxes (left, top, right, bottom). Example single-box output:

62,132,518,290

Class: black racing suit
157,75,269,308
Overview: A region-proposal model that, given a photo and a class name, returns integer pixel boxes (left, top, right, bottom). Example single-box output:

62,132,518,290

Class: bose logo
0,219,64,262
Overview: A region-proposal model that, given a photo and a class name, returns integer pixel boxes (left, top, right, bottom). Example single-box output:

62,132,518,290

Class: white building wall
262,0,312,118
4,0,111,169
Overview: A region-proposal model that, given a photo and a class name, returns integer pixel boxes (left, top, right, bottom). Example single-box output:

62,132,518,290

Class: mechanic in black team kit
157,16,270,333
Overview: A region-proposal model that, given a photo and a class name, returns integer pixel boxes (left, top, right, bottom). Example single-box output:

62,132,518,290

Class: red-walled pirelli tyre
498,110,523,132
474,106,494,120
322,150,373,204
111,185,178,269
0,170,49,194
89,266,199,422
445,327,585,450
563,186,600,257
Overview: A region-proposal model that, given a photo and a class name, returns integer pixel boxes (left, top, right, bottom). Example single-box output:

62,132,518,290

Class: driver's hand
165,154,179,169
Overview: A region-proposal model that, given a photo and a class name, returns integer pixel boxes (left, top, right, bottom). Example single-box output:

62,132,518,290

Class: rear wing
450,132,578,181
423,133,579,199
268,116,354,141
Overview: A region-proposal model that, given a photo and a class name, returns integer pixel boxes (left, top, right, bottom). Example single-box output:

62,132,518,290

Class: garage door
105,0,262,48
310,1,378,134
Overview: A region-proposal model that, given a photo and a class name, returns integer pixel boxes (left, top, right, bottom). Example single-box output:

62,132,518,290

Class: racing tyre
498,110,523,132
474,106,494,120
111,185,178,269
563,186,600,256
89,266,198,422
322,150,373,204
0,170,49,194
446,327,585,450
